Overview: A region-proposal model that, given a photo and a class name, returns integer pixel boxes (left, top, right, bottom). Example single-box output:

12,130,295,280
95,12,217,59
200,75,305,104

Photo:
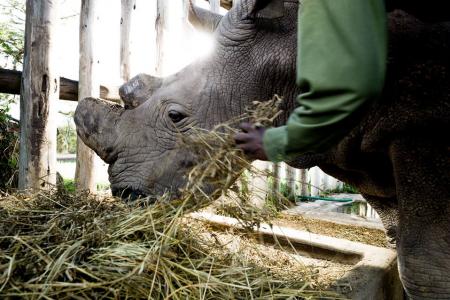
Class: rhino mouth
111,184,184,202
111,187,151,202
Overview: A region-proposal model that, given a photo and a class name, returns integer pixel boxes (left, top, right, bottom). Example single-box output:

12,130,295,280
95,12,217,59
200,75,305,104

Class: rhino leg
361,193,398,248
390,136,450,300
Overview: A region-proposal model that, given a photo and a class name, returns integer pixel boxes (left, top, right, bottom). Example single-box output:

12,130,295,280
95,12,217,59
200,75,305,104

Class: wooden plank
0,68,120,101
59,77,78,101
0,68,21,95
75,0,100,192
18,0,59,191
100,85,120,102
120,0,136,82
220,0,232,10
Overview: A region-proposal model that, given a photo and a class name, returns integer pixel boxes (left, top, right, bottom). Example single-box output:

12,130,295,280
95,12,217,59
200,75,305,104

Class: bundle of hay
0,97,340,299
0,112,19,189
0,191,335,299
180,96,285,225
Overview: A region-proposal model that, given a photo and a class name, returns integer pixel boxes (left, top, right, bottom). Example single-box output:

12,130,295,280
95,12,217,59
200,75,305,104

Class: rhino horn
119,73,163,109
74,97,123,163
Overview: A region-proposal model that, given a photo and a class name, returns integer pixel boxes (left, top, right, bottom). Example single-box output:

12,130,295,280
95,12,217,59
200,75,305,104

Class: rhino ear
255,0,284,19
119,73,163,109
188,5,223,32
235,0,284,20
75,97,123,163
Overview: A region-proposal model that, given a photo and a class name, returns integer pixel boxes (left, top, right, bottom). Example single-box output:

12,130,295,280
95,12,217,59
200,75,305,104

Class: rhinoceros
75,0,450,298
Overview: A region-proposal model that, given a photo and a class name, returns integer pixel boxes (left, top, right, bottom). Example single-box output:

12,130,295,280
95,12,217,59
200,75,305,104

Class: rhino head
75,0,299,199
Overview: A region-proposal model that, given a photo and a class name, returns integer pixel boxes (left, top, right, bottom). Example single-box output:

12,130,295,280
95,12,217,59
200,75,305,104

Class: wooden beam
19,0,60,191
75,0,100,192
220,0,232,10
0,68,120,101
0,68,21,95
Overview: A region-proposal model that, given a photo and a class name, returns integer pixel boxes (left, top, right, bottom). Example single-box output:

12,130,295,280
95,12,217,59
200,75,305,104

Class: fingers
234,132,254,152
238,143,256,153
234,132,250,144
235,140,257,156
239,122,253,133
235,123,255,144
234,122,268,161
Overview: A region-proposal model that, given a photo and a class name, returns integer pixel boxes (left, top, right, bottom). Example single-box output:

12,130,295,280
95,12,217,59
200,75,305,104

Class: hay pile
0,191,329,299
0,113,19,189
0,97,341,299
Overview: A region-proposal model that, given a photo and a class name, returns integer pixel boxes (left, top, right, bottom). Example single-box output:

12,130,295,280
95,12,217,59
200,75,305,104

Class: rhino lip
112,187,150,202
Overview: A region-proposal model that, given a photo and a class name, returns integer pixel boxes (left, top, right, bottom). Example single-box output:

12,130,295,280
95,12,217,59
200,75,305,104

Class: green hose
296,195,353,203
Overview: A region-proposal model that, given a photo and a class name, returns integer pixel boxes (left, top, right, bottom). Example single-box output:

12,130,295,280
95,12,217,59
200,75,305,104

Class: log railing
0,68,120,102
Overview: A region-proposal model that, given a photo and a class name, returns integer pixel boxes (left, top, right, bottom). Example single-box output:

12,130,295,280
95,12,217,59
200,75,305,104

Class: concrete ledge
190,212,403,300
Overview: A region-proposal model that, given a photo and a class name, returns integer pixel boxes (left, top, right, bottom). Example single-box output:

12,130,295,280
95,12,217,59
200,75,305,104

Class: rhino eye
168,110,186,123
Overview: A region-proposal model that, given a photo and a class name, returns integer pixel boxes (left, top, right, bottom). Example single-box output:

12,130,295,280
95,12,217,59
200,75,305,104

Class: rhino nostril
180,159,195,168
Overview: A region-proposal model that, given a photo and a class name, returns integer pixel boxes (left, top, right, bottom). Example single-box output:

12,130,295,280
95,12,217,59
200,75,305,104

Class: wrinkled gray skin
75,0,450,299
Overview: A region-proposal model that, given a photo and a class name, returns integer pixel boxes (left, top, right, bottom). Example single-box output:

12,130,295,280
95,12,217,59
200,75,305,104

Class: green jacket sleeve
263,0,387,162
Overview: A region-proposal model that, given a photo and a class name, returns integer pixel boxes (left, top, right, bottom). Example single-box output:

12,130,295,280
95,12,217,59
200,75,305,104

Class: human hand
234,122,268,161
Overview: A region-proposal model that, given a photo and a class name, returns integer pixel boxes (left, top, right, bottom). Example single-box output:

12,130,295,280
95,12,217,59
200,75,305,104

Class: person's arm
263,0,387,162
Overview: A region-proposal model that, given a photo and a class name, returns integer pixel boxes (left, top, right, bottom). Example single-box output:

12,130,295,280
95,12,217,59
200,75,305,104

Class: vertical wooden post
182,0,191,29
120,0,136,82
210,0,221,13
270,162,280,199
285,164,296,200
19,0,59,191
75,0,100,192
310,167,321,196
321,171,329,191
249,160,269,208
359,201,367,217
155,0,169,76
299,169,308,196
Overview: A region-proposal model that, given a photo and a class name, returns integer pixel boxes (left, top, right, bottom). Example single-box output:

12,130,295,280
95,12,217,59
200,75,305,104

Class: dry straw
0,96,342,299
